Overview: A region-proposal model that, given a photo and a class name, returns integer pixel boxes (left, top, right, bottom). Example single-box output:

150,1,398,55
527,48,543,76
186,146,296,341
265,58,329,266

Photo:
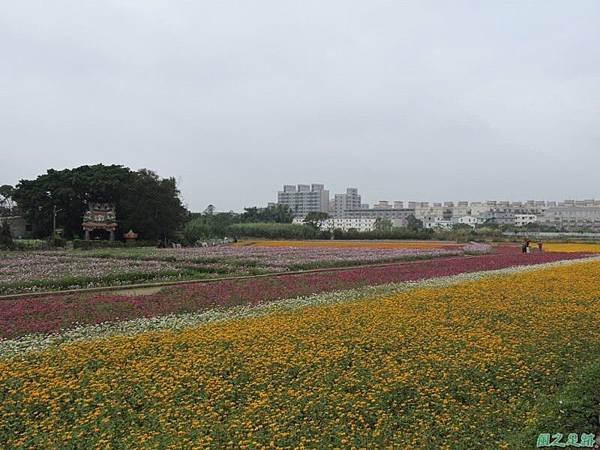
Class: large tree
13,165,187,240
119,169,188,243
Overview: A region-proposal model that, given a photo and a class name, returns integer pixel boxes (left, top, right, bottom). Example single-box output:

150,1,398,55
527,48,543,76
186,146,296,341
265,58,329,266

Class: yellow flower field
2,261,600,448
238,239,458,249
542,242,600,253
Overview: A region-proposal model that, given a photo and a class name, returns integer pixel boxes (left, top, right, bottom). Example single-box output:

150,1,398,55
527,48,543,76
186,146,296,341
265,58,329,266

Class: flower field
239,240,463,249
0,242,491,295
0,247,586,339
542,242,600,253
1,258,599,448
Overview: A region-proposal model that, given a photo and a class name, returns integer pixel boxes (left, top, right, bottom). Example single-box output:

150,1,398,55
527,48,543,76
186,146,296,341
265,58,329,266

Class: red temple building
82,202,117,240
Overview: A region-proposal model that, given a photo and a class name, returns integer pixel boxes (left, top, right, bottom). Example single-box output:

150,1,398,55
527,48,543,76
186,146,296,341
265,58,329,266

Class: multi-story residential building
373,200,392,209
415,205,453,223
277,184,330,217
514,214,537,227
332,188,362,218
477,210,515,225
539,206,600,231
276,185,600,232
343,207,414,226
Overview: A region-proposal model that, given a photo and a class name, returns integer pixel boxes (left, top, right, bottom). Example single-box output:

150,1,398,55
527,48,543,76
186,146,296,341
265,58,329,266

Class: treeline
183,219,435,243
182,214,513,244
182,205,295,242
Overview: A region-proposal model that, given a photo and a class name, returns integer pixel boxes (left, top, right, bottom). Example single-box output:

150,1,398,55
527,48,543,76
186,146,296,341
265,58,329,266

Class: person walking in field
522,240,527,253
538,241,543,252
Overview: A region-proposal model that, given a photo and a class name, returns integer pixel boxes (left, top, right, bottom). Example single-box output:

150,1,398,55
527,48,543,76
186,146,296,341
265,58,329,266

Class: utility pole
53,205,62,237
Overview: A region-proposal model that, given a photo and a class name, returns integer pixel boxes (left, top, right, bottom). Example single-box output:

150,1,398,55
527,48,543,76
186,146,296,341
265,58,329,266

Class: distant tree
303,212,329,230
406,214,424,232
452,223,473,231
0,220,14,250
241,204,294,223
183,211,240,242
119,169,188,243
478,219,500,229
227,222,316,239
374,218,393,232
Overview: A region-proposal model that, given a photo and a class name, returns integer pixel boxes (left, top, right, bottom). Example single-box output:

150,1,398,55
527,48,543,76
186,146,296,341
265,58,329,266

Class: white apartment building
540,206,600,231
344,207,413,226
373,200,392,209
323,218,377,232
277,184,330,217
332,188,362,218
455,216,479,227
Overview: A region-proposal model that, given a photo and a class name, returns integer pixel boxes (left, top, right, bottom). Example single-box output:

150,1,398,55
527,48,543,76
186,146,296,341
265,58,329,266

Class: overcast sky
1,1,599,212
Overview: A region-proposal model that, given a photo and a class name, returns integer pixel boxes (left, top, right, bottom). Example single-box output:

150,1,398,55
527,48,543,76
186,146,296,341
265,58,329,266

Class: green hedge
226,223,320,239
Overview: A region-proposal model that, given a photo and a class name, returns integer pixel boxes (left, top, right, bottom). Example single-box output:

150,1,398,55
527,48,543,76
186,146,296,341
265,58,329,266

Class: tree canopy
13,164,187,240
241,205,294,223
303,212,329,230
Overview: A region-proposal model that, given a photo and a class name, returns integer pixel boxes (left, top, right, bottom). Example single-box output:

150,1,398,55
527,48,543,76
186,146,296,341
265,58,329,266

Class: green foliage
13,239,49,251
373,218,393,232
118,169,188,243
406,214,424,231
303,212,329,230
507,360,600,446
184,206,307,243
184,213,241,243
50,235,67,248
13,165,187,241
0,220,15,250
241,205,294,223
433,226,503,243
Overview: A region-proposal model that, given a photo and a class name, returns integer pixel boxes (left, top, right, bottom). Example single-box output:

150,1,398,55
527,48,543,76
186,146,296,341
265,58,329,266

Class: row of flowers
241,239,464,249
0,249,590,340
542,242,600,253
80,242,489,268
1,258,599,448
